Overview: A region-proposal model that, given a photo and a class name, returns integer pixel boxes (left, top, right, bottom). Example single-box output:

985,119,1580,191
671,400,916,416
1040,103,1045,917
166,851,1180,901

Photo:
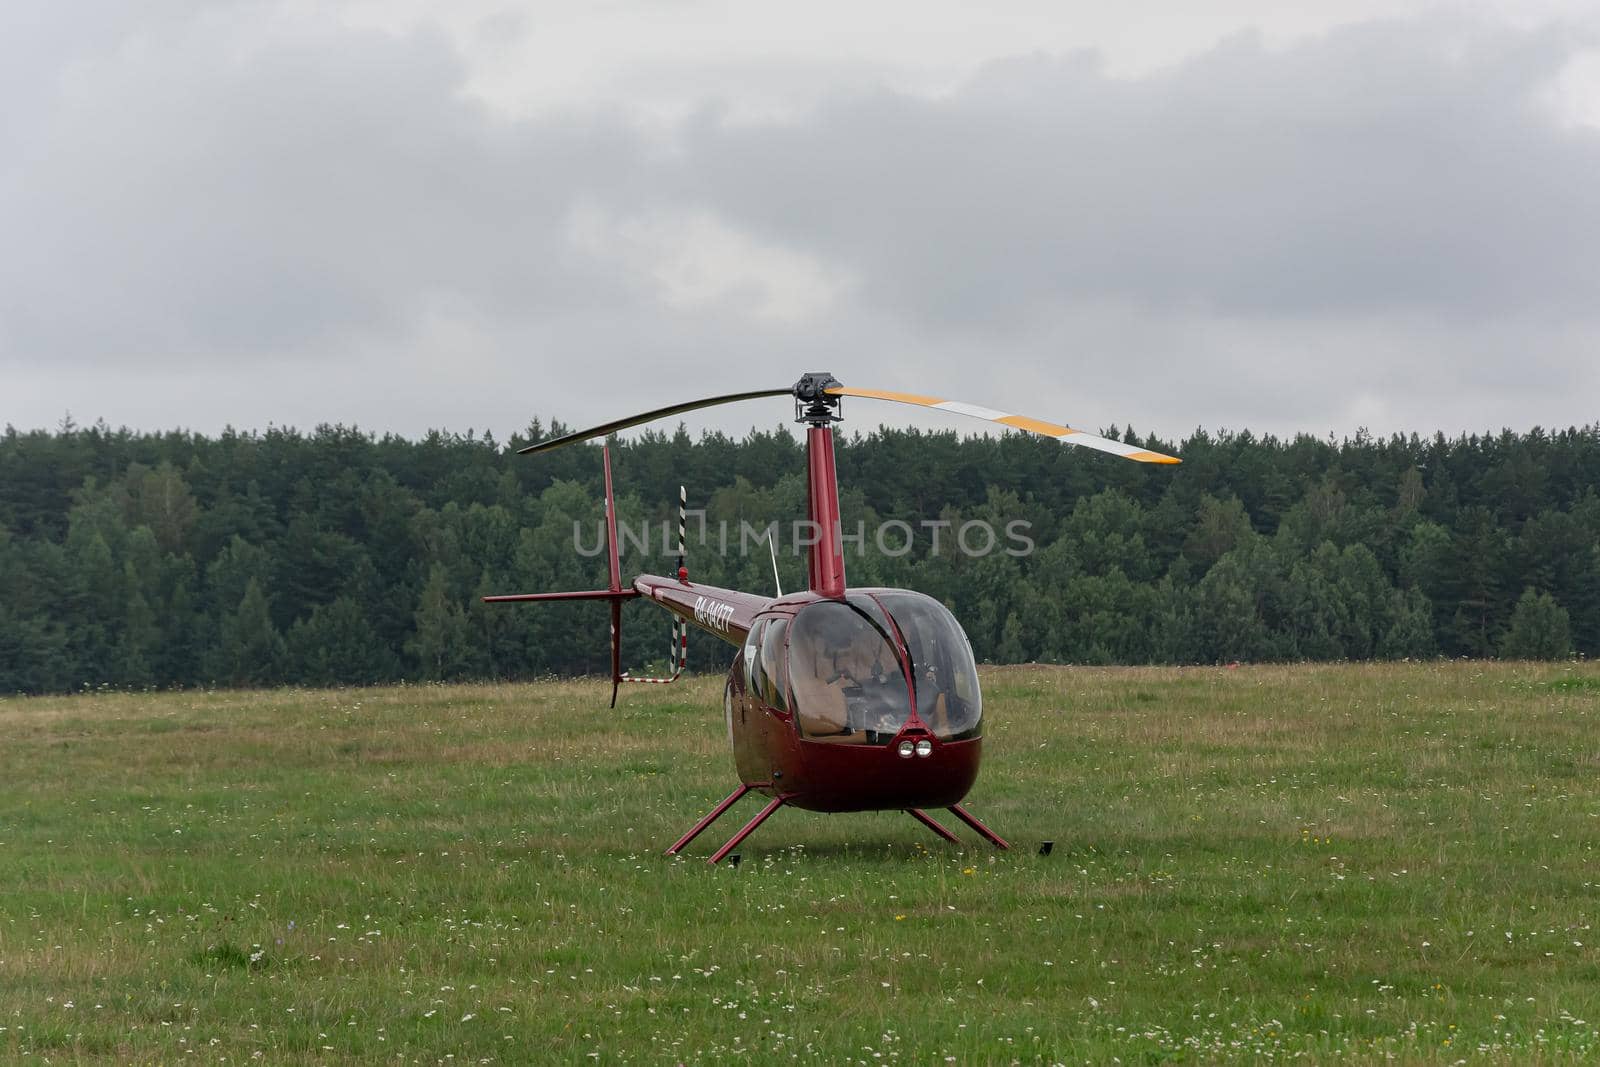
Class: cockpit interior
743,591,982,745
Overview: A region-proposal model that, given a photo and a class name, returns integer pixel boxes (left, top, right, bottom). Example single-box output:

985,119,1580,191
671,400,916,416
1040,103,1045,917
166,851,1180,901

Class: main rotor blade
518,388,793,454
825,387,1181,464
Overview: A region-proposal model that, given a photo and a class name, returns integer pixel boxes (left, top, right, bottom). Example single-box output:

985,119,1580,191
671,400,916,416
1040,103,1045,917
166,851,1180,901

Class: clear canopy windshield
786,593,983,745
872,591,983,742
788,601,910,744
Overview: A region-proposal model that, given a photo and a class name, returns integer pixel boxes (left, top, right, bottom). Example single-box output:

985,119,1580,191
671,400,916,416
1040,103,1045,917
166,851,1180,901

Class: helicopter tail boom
481,589,638,603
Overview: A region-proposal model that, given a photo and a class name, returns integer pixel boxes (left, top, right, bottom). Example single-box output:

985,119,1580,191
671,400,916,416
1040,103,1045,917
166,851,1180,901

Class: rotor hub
793,372,843,425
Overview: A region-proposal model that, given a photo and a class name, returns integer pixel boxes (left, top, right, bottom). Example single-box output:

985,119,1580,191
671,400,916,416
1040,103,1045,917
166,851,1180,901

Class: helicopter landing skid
665,788,1008,863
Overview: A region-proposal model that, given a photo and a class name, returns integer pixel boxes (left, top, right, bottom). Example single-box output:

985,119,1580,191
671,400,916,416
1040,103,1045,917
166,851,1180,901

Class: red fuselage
633,576,984,813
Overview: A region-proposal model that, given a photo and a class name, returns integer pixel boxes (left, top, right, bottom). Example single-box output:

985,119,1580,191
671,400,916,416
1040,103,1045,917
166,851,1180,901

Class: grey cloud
2,6,1597,442
2,7,648,365
678,18,1600,323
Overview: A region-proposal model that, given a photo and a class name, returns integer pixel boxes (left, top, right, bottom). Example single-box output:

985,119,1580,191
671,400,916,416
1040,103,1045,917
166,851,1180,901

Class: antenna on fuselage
768,530,783,598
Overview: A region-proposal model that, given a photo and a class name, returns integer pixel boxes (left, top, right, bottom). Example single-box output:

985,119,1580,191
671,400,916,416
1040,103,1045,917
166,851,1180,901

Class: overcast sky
4,1,1599,446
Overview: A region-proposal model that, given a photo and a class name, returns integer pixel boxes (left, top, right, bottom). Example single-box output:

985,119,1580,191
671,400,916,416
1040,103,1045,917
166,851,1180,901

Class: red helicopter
488,373,1179,863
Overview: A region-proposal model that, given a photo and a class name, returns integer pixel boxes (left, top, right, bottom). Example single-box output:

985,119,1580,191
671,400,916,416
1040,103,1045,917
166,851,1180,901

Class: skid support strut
665,784,751,856
707,796,787,866
906,808,961,844
947,803,1010,850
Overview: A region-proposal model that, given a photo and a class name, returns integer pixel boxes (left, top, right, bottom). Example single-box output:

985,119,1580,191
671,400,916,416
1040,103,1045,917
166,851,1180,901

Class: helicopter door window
743,620,765,697
758,618,789,711
788,601,911,745
874,592,983,741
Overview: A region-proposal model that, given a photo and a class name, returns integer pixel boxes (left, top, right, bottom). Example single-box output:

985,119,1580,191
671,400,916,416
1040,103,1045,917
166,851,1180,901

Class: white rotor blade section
826,388,1181,464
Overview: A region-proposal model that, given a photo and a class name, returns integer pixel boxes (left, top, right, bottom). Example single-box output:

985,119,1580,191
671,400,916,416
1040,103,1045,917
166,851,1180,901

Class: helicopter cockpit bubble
871,591,983,742
788,600,911,744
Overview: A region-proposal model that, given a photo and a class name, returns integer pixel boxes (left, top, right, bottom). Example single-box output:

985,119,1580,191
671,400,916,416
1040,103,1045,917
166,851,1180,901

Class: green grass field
2,663,1598,1064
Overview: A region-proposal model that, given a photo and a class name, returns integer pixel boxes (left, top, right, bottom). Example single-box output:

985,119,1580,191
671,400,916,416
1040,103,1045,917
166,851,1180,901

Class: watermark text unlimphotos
574,514,1034,559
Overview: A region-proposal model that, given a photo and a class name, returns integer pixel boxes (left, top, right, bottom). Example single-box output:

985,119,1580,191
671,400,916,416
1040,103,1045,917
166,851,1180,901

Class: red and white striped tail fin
621,484,689,686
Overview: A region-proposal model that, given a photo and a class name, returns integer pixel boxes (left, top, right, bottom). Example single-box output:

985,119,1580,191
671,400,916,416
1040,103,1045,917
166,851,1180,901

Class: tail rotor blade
824,387,1180,464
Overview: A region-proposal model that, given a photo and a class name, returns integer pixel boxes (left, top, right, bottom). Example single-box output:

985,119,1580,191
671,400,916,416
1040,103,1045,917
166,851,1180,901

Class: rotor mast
793,372,847,599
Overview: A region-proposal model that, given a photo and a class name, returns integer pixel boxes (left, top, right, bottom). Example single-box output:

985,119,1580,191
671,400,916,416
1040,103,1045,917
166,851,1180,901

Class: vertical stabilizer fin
621,483,690,687
602,444,623,707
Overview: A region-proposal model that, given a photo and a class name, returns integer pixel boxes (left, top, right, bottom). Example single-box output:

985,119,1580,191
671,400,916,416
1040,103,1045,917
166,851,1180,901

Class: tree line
1,416,1595,694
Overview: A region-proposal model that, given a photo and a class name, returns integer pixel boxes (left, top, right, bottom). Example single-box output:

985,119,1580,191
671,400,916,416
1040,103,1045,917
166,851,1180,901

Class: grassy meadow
1,662,1598,1063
